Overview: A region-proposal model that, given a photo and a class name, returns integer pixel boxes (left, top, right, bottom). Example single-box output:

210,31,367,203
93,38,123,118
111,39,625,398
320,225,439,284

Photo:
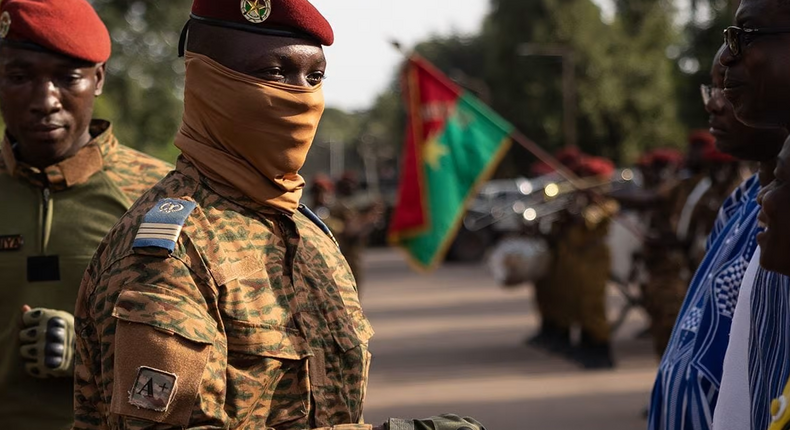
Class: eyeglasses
723,25,790,57
700,84,723,106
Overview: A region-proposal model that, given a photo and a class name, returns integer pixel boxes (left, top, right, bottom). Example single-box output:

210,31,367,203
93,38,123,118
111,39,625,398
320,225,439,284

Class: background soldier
528,146,584,354
333,171,383,292
73,2,485,429
530,152,618,370
565,156,619,369
0,0,172,428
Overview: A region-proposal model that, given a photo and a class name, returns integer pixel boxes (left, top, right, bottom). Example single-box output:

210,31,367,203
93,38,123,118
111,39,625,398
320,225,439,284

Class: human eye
306,71,325,86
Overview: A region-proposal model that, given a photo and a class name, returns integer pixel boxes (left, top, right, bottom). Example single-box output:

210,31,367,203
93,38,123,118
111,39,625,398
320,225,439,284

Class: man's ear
94,63,107,97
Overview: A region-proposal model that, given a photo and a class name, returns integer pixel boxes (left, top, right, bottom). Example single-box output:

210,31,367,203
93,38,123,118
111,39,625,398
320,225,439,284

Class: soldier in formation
0,0,173,428
331,172,384,293
531,153,619,369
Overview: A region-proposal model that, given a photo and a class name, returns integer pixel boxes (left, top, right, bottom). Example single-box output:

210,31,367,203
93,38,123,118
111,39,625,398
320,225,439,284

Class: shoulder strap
298,204,339,248
133,198,197,253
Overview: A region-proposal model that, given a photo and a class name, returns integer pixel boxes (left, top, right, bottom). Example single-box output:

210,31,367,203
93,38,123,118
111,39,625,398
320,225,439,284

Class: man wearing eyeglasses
704,1,790,428
648,43,787,430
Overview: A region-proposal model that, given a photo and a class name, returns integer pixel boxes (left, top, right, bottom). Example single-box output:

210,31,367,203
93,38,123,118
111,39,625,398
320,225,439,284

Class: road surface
360,248,657,430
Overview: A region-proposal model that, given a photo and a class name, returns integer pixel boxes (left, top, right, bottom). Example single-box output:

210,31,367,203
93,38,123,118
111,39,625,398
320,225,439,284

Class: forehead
736,0,790,25
192,23,324,60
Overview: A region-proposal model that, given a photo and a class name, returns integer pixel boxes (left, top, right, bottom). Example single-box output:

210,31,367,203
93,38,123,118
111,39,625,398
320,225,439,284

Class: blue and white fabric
133,198,197,252
747,266,790,430
649,174,761,430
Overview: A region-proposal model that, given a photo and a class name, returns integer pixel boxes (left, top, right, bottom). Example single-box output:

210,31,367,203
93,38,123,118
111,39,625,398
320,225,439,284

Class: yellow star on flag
423,137,449,170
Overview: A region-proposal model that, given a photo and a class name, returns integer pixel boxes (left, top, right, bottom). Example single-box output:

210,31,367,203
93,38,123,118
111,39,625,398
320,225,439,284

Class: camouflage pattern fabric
330,199,369,289
561,218,612,343
642,250,688,356
533,214,573,332
536,200,614,343
74,158,375,430
687,174,743,268
639,175,703,358
0,120,172,430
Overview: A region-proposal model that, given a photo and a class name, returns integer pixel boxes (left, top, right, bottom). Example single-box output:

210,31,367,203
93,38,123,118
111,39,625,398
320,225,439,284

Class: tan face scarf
175,51,325,213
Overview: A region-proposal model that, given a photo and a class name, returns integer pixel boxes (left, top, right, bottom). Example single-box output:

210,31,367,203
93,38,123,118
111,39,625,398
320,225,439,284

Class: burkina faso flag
388,56,513,270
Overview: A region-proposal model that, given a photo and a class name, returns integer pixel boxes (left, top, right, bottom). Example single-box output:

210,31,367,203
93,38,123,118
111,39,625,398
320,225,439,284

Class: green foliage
673,1,737,134
92,0,191,163
82,0,737,175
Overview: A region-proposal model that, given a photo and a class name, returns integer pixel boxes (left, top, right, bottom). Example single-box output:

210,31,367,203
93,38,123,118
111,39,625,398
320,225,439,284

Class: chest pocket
223,318,312,429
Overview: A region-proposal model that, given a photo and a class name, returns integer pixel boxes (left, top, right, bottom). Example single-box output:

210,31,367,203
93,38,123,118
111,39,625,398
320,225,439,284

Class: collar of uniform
0,120,117,191
175,156,283,217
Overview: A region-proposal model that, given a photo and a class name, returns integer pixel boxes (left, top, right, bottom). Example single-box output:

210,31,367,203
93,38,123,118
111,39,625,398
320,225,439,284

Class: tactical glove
19,308,75,379
387,414,487,430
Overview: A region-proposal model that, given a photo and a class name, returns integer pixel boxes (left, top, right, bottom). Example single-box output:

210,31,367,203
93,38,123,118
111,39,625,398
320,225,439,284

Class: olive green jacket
0,120,172,430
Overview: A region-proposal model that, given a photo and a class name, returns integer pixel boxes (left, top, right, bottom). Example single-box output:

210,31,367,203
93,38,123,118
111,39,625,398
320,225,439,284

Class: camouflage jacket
0,120,172,430
74,158,375,430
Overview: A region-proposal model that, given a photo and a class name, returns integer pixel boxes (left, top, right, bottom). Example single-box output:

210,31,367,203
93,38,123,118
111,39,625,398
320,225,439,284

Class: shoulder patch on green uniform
298,204,339,247
133,199,197,252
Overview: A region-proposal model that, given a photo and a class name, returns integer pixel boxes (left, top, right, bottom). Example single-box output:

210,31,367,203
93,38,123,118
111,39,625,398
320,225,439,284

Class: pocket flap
113,288,217,345
225,319,310,360
331,309,375,352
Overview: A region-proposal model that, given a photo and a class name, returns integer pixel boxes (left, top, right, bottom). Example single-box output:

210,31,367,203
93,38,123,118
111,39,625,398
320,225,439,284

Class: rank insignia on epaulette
133,199,197,252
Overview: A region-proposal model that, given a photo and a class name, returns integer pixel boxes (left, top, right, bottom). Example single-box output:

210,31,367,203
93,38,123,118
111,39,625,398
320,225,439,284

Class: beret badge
240,0,271,23
0,12,10,39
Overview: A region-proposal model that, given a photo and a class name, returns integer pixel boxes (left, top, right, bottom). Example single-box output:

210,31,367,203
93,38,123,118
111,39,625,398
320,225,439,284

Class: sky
312,0,617,112
312,0,488,111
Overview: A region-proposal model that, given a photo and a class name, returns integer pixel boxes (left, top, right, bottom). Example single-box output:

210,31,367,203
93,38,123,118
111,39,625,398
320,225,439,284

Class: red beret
191,0,334,46
649,148,684,167
555,146,584,170
575,156,615,179
703,146,738,164
311,174,334,192
688,130,716,150
636,153,653,168
0,0,110,63
530,161,555,177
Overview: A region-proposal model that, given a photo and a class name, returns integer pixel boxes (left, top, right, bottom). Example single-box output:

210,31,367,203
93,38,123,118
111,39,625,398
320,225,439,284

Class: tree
91,0,191,162
480,0,683,168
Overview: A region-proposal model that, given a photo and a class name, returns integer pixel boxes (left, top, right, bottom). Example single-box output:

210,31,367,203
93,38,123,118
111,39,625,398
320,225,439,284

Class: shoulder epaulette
133,198,197,252
298,204,339,248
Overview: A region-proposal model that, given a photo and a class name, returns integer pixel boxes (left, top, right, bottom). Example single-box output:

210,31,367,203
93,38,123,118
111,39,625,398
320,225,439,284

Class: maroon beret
0,0,111,63
688,129,716,150
575,156,615,179
191,0,334,46
703,146,738,164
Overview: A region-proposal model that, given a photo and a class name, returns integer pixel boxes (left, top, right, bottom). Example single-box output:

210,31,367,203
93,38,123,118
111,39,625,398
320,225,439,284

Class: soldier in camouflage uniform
73,2,486,430
528,146,584,353
530,154,618,369
565,157,619,369
332,172,384,292
0,1,172,429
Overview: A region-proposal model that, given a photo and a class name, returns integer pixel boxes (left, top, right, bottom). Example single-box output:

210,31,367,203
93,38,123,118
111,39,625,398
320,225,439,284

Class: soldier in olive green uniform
0,1,172,429
74,2,485,430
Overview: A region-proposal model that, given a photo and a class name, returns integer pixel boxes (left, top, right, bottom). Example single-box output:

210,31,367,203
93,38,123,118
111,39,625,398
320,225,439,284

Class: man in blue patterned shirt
648,43,786,430
710,0,790,427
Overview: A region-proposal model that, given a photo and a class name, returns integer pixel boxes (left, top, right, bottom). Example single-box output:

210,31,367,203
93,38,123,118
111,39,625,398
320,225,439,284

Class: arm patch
133,199,197,252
